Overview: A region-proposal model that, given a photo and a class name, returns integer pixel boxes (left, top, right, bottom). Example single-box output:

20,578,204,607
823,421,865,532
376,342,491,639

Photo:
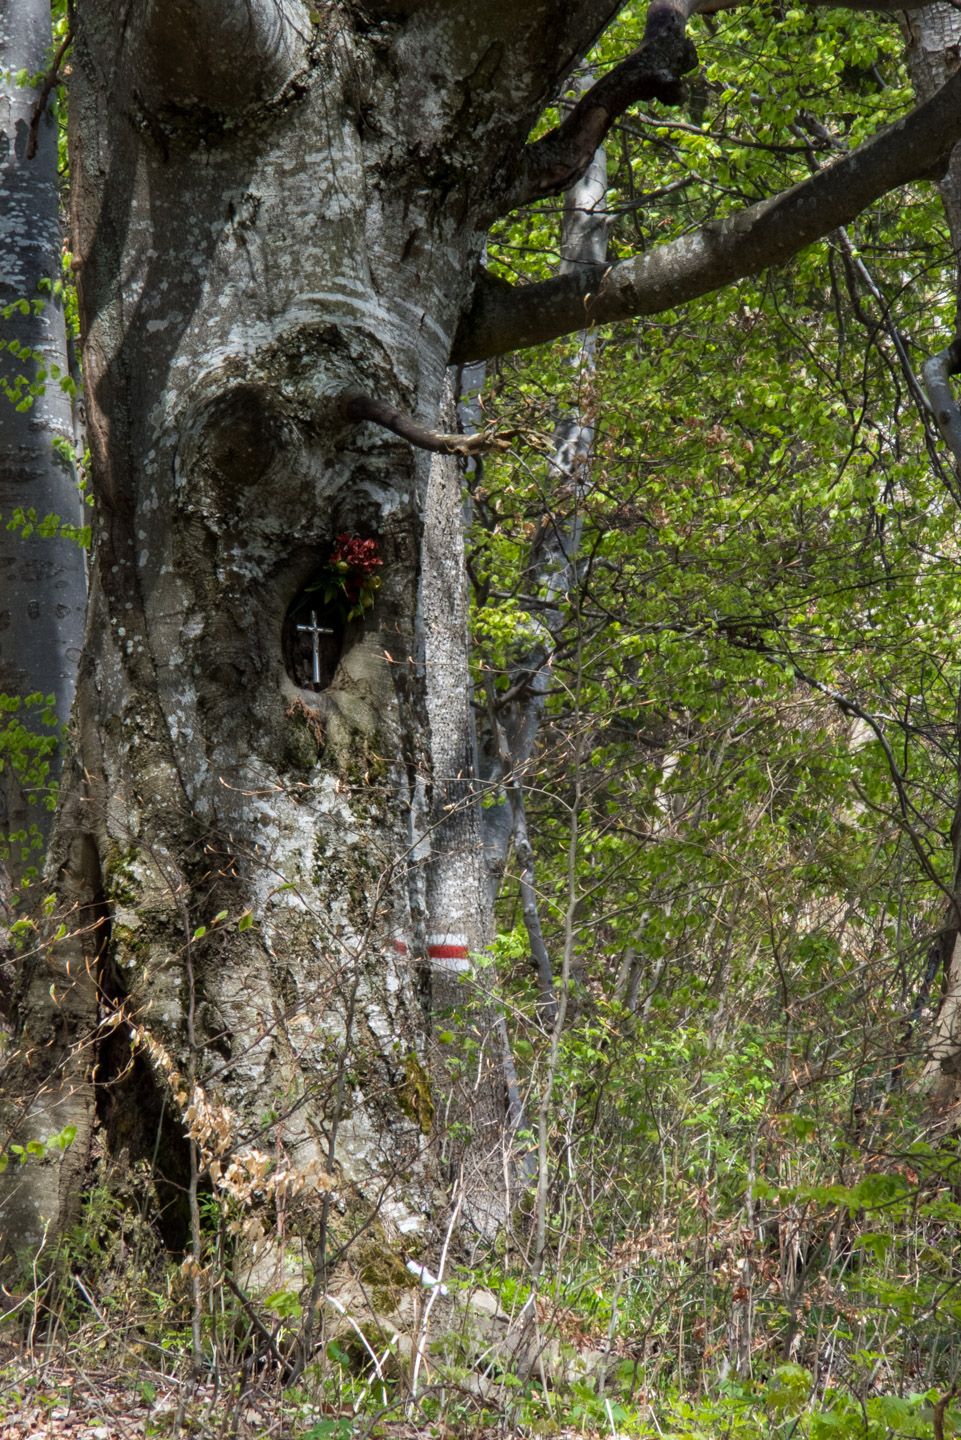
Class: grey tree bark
0,0,635,1262
0,0,86,896
2,0,960,1268
419,402,523,1235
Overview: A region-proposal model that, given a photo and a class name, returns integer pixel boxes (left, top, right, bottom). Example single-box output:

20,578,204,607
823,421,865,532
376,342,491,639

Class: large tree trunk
5,0,954,1267
0,0,86,896
0,0,624,1262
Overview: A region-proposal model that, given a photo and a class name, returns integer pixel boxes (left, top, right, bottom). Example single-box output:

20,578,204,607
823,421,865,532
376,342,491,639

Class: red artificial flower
315,533,384,614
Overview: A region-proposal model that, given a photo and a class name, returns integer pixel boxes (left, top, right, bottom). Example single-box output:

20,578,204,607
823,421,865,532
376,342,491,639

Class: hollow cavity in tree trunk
282,588,346,692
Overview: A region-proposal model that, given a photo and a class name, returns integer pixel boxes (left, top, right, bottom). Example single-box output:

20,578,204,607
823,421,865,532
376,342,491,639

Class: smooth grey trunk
0,0,86,893
0,0,628,1263
485,672,557,1024
421,418,518,1232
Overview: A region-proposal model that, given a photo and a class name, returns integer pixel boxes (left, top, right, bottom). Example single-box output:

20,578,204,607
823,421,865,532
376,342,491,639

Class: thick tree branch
924,337,961,466
509,0,699,207
507,0,942,208
455,65,961,362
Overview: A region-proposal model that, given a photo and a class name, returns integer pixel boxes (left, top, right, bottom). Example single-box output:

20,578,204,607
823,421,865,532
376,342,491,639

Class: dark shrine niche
282,586,345,692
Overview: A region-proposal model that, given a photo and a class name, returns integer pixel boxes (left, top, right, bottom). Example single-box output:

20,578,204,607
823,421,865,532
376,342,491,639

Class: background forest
3,2,961,1438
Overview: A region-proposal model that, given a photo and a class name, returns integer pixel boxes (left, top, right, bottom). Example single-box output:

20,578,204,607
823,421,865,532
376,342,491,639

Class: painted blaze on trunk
2,0,615,1255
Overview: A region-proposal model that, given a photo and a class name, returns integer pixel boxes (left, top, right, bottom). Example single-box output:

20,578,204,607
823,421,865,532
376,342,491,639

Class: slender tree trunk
420,414,517,1233
0,0,86,896
478,111,607,1031
905,5,961,1127
479,132,608,877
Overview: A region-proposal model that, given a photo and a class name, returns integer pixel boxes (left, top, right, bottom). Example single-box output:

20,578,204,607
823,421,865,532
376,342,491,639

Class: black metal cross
296,609,334,685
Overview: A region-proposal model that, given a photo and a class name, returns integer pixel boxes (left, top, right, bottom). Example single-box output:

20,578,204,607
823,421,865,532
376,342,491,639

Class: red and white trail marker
428,933,470,974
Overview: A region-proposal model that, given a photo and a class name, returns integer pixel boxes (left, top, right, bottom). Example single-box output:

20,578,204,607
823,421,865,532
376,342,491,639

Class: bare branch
723,630,961,931
340,393,516,456
455,65,961,362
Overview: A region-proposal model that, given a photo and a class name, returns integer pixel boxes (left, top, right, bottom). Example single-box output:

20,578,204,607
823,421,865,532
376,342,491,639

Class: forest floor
0,1336,278,1438
0,1334,381,1440
0,1333,585,1440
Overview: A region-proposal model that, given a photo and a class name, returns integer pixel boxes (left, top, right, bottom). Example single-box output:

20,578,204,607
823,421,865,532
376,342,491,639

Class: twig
222,1274,286,1372
778,654,961,930
183,918,205,1377
71,1273,155,1375
26,1220,51,1358
323,1293,390,1381
408,1185,463,1410
0,1272,52,1327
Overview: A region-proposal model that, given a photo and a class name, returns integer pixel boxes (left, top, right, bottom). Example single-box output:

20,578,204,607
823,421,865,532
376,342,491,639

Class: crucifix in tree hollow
296,610,334,686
